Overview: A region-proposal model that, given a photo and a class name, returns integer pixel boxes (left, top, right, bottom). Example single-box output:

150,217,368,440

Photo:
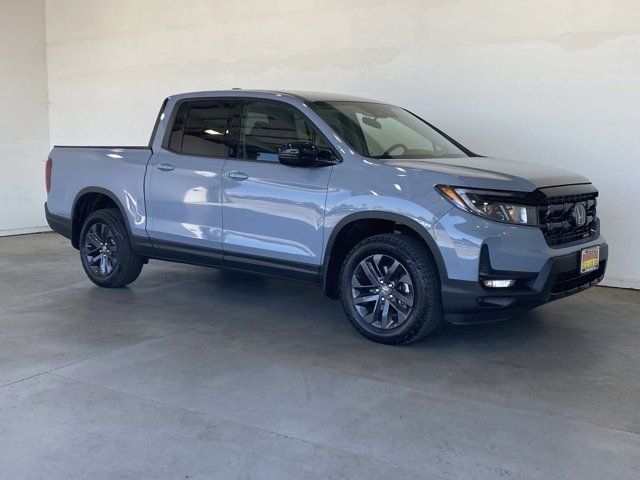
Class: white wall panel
36,1,640,287
0,0,50,235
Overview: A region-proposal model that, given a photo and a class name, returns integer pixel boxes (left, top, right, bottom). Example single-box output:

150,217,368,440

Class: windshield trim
309,100,479,159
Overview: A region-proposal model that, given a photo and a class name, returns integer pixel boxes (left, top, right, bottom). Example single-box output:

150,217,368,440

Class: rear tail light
45,157,52,194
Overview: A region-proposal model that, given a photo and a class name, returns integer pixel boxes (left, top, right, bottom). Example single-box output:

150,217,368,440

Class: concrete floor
0,233,639,479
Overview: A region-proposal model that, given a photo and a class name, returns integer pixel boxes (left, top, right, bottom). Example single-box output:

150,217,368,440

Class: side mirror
278,142,339,167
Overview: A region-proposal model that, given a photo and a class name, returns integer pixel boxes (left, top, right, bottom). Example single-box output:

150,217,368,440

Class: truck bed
46,146,153,240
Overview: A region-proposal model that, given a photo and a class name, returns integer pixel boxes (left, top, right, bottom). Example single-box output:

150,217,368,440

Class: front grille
538,192,597,247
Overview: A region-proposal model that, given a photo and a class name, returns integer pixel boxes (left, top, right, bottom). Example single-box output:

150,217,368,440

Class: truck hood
387,156,591,191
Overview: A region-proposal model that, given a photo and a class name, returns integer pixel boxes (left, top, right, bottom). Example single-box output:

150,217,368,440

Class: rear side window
168,102,189,152
239,100,315,161
167,100,233,157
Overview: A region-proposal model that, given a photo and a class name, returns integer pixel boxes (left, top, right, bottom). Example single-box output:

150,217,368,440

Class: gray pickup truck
45,90,607,344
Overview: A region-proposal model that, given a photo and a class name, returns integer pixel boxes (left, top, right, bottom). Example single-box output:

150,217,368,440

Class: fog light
482,279,515,288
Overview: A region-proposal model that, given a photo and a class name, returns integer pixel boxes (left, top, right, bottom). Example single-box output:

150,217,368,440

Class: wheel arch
71,187,132,249
322,211,448,299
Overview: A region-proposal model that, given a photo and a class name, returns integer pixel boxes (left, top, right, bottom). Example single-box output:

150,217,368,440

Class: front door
221,99,334,267
145,98,234,251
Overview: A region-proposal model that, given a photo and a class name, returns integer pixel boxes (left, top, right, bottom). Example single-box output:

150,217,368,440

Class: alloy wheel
83,223,118,276
351,254,415,329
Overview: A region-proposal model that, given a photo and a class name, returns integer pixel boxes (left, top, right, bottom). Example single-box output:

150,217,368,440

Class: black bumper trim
442,243,608,324
44,203,72,240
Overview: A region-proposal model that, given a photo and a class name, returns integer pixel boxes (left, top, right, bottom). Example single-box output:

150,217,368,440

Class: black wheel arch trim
71,186,153,250
322,211,449,293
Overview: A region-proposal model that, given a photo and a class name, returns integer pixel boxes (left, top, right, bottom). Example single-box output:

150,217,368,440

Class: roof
275,90,381,103
169,89,382,104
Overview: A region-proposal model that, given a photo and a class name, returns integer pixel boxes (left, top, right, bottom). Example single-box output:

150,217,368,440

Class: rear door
145,98,234,251
221,99,334,267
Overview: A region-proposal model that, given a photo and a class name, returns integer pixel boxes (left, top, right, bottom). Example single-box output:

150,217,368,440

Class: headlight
436,185,538,226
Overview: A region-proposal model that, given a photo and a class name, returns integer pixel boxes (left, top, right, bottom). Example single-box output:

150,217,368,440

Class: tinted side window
239,101,314,161
168,102,189,152
181,100,232,157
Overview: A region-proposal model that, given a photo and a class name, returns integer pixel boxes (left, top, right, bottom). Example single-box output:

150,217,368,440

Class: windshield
311,101,468,159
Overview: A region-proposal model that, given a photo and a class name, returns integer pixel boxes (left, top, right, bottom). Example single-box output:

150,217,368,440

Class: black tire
339,233,443,345
79,208,144,288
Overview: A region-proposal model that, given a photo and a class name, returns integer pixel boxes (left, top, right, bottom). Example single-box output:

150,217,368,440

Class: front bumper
442,243,608,324
432,207,608,324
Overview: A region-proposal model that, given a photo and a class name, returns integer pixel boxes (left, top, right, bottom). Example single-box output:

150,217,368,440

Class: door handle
157,163,175,171
227,171,249,181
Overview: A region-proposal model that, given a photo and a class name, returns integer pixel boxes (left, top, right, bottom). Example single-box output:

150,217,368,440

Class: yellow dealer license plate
580,246,600,274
